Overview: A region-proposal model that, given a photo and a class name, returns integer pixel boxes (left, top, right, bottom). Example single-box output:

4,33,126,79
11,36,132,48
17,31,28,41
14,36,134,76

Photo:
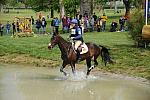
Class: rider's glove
71,37,74,40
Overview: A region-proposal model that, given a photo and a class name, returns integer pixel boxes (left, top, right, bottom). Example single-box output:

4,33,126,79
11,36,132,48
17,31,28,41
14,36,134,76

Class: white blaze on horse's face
48,43,52,49
48,43,51,46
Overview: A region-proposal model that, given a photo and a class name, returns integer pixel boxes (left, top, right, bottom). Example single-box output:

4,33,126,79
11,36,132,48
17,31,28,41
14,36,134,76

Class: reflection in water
0,64,150,100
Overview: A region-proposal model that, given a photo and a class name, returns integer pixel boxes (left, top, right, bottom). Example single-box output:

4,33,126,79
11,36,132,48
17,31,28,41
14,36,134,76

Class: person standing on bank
6,21,11,34
41,17,47,34
101,13,108,31
69,19,83,61
12,21,16,36
54,17,60,34
0,22,4,36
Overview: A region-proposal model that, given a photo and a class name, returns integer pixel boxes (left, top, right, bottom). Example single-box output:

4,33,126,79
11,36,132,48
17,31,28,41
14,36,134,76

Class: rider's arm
74,28,82,39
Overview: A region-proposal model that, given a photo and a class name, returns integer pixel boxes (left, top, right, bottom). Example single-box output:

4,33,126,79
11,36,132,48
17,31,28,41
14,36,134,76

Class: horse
48,34,113,76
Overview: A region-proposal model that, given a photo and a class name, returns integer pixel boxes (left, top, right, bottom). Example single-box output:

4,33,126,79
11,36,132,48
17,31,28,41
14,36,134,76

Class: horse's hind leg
70,62,76,75
60,61,67,76
94,56,99,67
86,59,92,76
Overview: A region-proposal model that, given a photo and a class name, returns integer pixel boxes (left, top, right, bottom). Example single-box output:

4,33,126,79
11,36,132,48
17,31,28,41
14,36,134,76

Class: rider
69,19,83,61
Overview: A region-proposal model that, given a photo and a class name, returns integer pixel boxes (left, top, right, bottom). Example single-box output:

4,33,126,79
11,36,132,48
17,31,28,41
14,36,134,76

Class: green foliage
128,9,145,41
95,0,109,5
63,0,79,16
26,0,59,12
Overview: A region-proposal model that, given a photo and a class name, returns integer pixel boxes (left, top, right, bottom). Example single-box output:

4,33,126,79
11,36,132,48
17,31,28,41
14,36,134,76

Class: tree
80,0,93,17
0,0,7,12
63,0,79,17
26,0,59,18
95,0,109,14
123,0,131,19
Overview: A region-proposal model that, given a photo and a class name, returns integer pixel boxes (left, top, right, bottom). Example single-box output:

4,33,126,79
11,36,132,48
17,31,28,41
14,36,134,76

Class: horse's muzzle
48,43,53,49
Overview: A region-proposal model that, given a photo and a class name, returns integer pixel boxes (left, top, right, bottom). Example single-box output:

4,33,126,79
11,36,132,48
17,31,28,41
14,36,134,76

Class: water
0,64,150,100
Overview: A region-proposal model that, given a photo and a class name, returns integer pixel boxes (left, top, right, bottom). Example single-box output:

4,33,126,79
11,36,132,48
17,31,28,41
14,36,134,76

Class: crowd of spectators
0,12,128,36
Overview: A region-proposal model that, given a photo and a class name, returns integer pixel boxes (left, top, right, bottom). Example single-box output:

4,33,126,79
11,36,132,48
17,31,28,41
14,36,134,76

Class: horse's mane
56,35,72,46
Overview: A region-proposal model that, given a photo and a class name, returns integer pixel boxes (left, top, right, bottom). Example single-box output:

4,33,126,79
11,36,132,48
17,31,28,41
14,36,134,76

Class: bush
128,9,145,41
13,32,36,38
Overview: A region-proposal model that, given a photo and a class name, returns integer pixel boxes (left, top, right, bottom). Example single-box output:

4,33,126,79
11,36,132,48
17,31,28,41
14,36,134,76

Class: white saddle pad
80,43,88,54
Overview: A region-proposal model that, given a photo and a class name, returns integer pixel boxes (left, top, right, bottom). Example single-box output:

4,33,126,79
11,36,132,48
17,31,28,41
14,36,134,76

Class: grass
0,9,150,79
0,32,150,79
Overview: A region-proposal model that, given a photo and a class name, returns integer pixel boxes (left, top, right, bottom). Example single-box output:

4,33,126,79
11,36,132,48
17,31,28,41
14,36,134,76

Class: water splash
67,70,98,81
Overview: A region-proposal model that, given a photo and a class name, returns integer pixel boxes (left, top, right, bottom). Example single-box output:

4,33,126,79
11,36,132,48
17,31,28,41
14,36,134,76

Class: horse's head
48,35,59,49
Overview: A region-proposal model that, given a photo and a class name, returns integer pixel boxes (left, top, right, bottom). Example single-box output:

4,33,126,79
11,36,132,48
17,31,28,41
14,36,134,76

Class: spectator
62,15,68,33
93,12,97,22
67,14,71,30
89,17,95,32
119,16,125,31
0,22,4,36
96,17,102,32
36,19,41,34
101,13,108,31
16,21,20,33
41,17,47,34
12,21,16,36
79,17,84,34
19,22,24,32
110,21,118,32
31,16,34,25
54,17,60,34
50,17,55,34
84,15,88,32
6,21,11,34
39,12,42,20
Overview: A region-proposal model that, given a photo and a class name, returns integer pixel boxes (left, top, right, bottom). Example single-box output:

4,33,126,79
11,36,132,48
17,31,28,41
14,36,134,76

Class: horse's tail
99,45,113,66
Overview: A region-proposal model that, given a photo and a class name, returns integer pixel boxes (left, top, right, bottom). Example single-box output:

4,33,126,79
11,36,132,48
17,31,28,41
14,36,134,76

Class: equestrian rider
69,19,83,61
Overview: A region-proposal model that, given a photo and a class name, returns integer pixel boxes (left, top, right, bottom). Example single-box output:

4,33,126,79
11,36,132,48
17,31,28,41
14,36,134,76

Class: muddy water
0,64,150,100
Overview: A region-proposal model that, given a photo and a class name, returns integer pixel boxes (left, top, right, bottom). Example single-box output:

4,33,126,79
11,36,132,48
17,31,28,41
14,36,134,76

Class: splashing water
66,70,98,81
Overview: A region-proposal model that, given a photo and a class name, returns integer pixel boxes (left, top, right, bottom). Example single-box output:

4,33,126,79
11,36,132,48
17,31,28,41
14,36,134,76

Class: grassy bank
0,32,150,79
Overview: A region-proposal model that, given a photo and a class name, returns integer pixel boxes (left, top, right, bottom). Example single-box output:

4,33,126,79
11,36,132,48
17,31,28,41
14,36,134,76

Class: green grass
0,9,150,79
0,32,150,79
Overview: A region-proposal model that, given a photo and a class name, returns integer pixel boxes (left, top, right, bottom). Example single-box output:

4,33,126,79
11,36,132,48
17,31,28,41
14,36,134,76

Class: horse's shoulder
85,42,97,46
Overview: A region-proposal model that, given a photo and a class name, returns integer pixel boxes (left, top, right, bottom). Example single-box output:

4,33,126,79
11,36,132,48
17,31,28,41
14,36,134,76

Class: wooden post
145,0,148,25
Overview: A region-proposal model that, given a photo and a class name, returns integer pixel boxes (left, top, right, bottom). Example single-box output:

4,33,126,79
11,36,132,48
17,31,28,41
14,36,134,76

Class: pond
0,64,150,100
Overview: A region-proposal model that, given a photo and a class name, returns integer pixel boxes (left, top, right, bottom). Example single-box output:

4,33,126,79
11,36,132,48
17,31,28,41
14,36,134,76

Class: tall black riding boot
76,50,81,61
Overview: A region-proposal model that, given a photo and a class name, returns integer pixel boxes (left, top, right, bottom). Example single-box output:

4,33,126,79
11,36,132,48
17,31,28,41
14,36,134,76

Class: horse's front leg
60,61,67,76
70,62,76,75
86,58,92,77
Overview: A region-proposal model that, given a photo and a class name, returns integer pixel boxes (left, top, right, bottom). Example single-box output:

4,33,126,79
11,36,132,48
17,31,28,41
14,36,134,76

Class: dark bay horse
48,35,113,76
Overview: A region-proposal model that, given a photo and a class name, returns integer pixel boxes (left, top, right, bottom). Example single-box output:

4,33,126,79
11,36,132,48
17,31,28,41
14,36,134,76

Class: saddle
78,43,88,54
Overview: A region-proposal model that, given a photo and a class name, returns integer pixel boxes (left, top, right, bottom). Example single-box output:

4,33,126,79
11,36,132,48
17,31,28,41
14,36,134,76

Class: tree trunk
0,4,3,12
123,0,130,19
114,0,118,13
110,0,113,9
80,0,93,17
59,0,65,19
51,7,54,18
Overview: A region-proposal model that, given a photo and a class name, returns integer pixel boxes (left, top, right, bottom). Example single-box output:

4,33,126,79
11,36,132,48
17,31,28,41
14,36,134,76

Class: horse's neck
57,37,71,54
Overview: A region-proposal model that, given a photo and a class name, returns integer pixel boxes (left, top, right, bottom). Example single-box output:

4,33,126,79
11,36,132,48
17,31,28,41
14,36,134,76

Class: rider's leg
76,49,81,61
74,41,82,61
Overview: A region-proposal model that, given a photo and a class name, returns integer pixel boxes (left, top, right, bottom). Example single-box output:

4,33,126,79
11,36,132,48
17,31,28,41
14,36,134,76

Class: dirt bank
0,54,59,67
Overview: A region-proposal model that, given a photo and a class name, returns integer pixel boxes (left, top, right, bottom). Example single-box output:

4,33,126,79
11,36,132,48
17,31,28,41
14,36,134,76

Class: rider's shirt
70,26,83,42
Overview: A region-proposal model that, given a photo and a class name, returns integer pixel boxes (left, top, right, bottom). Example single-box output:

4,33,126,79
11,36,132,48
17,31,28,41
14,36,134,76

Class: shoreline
0,54,150,84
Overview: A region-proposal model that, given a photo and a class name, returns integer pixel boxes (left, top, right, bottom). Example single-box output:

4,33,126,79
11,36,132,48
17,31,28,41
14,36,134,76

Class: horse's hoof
64,72,69,77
